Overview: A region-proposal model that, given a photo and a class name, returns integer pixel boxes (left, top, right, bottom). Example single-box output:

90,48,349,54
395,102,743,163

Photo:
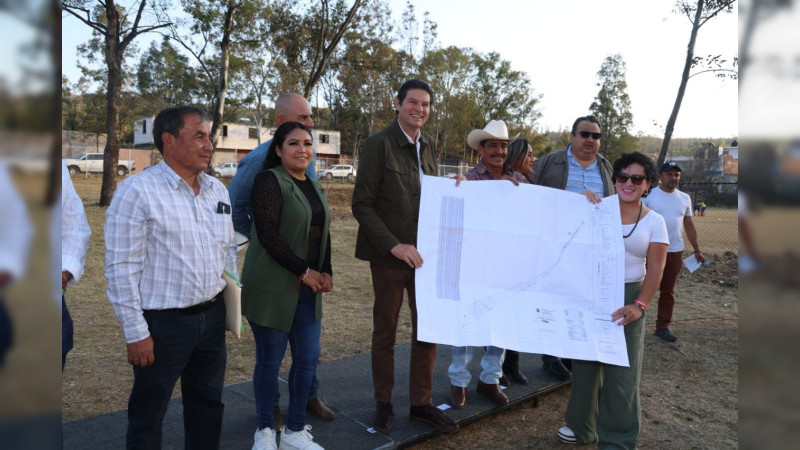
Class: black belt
173,291,223,315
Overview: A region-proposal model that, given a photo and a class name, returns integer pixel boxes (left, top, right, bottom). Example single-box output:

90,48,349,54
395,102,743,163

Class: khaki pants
566,282,645,450
369,263,437,407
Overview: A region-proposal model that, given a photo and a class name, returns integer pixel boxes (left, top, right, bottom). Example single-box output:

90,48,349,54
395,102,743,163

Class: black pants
0,297,12,367
127,298,227,450
62,296,74,371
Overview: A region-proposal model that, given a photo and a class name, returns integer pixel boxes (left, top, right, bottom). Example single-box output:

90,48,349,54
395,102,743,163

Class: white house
133,117,341,168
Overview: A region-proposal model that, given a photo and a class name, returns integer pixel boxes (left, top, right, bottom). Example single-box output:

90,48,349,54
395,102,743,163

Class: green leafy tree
590,53,635,162
61,76,108,134
420,46,481,159
63,0,171,205
321,0,400,158
398,0,419,62
227,2,290,144
167,0,266,145
136,37,198,112
471,52,541,131
271,0,365,97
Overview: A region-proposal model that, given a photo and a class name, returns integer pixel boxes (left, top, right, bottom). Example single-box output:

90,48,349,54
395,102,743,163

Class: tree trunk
99,4,123,207
210,1,236,147
657,0,704,169
45,0,61,206
303,0,363,98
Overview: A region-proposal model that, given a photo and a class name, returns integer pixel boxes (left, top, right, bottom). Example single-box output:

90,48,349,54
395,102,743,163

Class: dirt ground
60,176,738,448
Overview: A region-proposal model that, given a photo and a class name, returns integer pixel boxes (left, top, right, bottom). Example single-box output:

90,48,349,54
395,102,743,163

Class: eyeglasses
615,173,647,185
576,131,602,140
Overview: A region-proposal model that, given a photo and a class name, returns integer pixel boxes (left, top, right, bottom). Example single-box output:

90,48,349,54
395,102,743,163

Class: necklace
622,202,643,239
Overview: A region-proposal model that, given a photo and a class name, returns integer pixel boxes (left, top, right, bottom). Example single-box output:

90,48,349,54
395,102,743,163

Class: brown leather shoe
409,404,459,433
371,402,394,433
449,385,467,409
306,396,335,420
477,381,509,406
273,404,283,431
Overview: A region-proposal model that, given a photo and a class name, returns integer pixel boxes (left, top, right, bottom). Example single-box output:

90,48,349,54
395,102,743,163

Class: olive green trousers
566,282,645,450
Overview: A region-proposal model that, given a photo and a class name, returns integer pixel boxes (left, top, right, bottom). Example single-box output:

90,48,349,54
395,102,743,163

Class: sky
59,0,739,139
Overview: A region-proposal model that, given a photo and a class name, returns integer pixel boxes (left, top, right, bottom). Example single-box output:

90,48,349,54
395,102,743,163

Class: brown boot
449,385,467,409
477,381,509,406
307,396,335,420
502,350,528,385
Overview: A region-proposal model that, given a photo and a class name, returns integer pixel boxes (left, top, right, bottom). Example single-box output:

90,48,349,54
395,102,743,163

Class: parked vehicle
213,162,238,177
318,164,356,182
63,153,136,177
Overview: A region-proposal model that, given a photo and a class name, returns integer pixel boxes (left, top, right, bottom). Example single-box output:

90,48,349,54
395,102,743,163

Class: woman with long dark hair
499,137,537,386
241,122,332,450
505,138,536,184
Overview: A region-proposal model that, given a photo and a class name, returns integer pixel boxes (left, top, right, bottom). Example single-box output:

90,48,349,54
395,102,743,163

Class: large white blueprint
415,175,629,366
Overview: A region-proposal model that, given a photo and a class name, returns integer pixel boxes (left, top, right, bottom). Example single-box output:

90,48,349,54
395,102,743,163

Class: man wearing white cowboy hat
448,119,527,410
456,120,528,184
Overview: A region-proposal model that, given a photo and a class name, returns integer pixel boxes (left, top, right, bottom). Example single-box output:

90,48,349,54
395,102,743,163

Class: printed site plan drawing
415,175,629,366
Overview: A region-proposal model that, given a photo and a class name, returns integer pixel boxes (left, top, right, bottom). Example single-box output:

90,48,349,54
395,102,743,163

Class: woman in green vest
241,121,332,450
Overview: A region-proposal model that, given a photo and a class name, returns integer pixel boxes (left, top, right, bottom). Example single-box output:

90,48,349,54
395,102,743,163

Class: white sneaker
278,425,324,450
253,427,278,450
557,425,577,444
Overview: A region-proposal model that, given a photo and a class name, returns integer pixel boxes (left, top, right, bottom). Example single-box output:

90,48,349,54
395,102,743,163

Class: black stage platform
64,345,569,449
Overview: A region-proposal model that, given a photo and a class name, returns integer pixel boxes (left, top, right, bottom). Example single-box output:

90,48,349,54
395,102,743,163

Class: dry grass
690,207,738,255
62,176,737,449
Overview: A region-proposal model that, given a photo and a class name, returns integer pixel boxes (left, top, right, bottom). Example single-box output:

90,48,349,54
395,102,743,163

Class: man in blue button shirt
229,93,318,238
228,93,335,423
531,115,615,381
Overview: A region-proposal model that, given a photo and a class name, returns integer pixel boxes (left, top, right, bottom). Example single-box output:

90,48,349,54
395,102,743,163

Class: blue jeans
273,368,320,404
250,285,321,432
448,346,505,387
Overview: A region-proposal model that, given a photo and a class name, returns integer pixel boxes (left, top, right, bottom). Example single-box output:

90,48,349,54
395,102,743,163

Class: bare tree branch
62,3,107,34
303,0,363,97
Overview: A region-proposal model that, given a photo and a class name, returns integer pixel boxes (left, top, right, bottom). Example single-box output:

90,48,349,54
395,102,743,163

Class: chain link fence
671,182,738,255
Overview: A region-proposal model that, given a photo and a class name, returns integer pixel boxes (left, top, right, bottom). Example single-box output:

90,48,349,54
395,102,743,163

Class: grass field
55,174,738,448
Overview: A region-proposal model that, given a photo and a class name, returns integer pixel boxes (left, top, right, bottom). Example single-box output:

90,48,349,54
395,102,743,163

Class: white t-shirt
643,187,692,252
623,210,669,283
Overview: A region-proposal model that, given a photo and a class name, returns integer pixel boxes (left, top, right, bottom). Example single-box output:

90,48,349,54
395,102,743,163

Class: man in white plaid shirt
105,106,238,449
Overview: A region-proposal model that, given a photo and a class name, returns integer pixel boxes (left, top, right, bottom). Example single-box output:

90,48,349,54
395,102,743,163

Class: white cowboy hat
467,120,519,150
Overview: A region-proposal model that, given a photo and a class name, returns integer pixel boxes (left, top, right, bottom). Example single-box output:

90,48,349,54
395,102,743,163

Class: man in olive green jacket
352,79,459,435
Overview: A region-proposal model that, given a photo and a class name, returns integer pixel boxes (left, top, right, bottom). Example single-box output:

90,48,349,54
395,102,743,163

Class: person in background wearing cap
448,120,526,409
642,162,706,342
531,115,615,381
